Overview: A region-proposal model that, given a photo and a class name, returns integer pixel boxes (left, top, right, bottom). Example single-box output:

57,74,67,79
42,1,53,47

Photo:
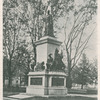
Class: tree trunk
8,75,12,87
66,64,72,89
8,59,12,87
3,75,5,87
34,45,36,65
81,84,84,89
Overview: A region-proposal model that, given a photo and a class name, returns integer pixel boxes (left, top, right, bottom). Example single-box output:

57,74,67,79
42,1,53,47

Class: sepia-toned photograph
3,0,97,100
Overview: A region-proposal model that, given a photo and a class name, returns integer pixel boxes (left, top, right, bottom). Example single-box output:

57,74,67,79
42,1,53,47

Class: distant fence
3,86,26,92
68,88,97,94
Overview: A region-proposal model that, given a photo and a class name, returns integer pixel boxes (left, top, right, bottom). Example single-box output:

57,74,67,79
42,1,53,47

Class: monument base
26,71,67,95
27,86,67,95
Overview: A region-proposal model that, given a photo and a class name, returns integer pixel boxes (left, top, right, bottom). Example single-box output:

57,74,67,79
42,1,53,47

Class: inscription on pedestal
30,78,42,85
52,78,64,86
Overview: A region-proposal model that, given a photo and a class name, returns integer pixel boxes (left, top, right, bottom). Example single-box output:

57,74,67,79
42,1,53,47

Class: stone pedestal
26,36,68,95
26,70,67,95
35,36,62,66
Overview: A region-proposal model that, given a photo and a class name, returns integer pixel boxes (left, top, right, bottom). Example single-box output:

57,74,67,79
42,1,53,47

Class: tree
14,43,31,85
88,59,97,86
3,0,21,87
59,0,97,88
16,0,44,64
73,54,91,89
72,54,97,89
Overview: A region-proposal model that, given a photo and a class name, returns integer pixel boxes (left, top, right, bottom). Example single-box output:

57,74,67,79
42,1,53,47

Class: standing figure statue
29,55,36,71
46,53,53,70
43,2,54,37
29,60,35,71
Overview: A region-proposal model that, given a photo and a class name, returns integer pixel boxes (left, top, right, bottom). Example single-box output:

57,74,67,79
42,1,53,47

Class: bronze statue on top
43,2,54,37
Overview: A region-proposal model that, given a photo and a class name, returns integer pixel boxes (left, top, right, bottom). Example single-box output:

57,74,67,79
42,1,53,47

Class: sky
56,18,97,61
55,11,97,61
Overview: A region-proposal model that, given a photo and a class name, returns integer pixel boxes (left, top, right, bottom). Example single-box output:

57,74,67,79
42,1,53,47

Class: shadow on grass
22,96,97,100
3,91,20,97
3,86,26,97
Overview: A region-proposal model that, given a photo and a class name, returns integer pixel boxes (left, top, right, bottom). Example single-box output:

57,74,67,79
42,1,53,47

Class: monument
26,5,67,95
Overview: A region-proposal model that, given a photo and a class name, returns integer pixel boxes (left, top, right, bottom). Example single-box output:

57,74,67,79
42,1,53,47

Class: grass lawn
3,87,97,100
11,96,97,100
3,96,97,100
3,91,21,97
3,86,26,97
3,92,97,100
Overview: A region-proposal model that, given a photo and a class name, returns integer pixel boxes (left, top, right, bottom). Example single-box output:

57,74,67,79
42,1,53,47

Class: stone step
8,94,34,100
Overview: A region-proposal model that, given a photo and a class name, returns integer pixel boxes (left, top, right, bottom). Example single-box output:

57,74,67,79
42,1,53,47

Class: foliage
3,0,20,87
88,59,97,85
14,44,31,85
59,0,97,88
72,54,97,89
